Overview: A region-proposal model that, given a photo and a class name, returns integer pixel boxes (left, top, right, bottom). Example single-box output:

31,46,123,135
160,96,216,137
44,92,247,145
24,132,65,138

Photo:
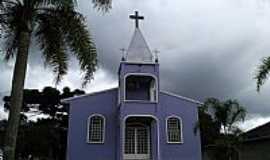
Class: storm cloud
1,0,270,130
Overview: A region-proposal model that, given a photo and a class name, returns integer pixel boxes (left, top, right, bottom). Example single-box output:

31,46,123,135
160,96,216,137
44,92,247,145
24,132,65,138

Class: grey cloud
1,0,270,123
78,0,270,117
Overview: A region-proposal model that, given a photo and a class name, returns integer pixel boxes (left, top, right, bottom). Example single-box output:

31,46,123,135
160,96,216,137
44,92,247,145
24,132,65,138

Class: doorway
124,118,152,160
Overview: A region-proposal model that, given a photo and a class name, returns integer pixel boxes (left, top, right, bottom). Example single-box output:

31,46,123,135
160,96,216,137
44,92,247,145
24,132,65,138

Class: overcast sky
1,0,270,131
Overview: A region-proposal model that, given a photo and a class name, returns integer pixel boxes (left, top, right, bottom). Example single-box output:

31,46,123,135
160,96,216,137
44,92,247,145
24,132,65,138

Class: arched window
87,114,105,143
166,116,183,143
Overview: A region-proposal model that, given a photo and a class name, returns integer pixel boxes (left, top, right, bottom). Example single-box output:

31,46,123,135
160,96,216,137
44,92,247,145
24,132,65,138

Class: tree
0,1,110,160
256,57,270,91
3,86,85,120
197,98,246,160
14,118,68,160
2,86,86,160
197,108,220,147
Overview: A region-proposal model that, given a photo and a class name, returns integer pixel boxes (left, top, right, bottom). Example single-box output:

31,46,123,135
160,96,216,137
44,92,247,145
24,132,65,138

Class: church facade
64,11,202,160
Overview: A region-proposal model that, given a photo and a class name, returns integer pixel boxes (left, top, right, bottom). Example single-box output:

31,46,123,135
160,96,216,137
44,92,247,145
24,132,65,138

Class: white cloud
237,114,270,131
0,108,7,120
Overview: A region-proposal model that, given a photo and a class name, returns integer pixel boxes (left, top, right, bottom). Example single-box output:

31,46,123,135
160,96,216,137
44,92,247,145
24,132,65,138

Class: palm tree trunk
4,31,31,160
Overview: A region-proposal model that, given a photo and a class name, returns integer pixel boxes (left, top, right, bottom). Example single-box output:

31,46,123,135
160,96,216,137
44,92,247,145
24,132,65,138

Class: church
63,11,202,160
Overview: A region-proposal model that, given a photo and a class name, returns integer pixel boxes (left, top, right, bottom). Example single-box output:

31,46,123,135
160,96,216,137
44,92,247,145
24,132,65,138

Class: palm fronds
92,0,112,11
255,56,270,91
3,28,19,60
199,98,246,134
1,0,99,86
58,7,97,86
36,10,68,83
199,98,246,160
36,6,97,86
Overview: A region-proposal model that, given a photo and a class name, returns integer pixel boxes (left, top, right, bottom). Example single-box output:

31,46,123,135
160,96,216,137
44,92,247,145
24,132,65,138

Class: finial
153,49,159,63
120,48,126,61
129,11,144,28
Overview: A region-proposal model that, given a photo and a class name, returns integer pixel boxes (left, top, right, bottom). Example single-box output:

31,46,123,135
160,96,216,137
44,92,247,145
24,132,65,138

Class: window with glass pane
167,117,182,143
88,115,104,143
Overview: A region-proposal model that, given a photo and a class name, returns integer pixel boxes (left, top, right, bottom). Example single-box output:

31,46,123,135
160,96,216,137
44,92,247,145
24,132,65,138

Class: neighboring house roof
243,121,270,142
61,87,202,105
126,28,153,62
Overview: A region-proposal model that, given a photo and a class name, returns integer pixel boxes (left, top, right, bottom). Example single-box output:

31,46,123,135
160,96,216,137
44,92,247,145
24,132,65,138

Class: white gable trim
121,61,157,65
161,90,203,105
62,88,202,105
61,87,118,102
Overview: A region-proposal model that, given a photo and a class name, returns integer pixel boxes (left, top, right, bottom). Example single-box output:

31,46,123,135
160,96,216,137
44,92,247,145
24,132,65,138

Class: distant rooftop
243,121,270,142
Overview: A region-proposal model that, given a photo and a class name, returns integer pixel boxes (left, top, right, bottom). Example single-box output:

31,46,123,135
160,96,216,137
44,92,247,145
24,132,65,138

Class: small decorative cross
129,11,144,28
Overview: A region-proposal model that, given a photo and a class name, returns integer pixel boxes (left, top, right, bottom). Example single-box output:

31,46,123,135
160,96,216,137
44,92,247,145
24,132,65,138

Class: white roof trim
61,88,203,105
121,61,157,65
160,90,203,105
61,87,118,103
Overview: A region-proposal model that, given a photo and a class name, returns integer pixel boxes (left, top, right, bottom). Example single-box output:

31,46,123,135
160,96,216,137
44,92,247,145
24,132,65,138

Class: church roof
61,87,202,105
126,28,153,62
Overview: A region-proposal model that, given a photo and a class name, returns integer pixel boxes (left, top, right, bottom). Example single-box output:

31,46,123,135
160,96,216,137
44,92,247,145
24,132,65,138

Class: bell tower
118,11,159,104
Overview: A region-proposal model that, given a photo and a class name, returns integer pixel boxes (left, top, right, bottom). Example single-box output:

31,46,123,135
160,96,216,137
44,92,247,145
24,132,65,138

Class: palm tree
256,57,270,91
199,98,246,160
0,1,111,160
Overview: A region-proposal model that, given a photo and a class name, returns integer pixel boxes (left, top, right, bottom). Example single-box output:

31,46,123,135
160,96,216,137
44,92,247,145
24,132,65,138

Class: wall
67,88,118,160
67,88,202,160
158,92,202,160
118,62,159,103
118,92,202,160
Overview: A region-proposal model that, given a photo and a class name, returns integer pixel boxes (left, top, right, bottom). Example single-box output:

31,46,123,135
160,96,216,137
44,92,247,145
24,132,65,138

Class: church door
124,125,151,160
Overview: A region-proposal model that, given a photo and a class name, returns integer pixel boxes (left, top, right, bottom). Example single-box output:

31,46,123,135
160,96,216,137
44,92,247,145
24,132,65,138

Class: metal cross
129,11,144,28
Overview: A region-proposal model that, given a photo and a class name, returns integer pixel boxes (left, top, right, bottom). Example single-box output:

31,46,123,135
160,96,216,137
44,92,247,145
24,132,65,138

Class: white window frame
166,116,183,144
124,73,158,103
87,114,106,144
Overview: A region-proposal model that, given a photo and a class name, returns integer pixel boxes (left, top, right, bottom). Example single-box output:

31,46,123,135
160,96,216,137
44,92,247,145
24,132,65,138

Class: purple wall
66,61,201,160
66,90,201,160
158,93,202,160
118,62,160,103
67,89,119,160
117,92,201,160
126,87,150,100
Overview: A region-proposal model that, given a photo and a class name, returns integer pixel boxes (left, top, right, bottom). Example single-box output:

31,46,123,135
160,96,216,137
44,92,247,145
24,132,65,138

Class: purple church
63,11,202,160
